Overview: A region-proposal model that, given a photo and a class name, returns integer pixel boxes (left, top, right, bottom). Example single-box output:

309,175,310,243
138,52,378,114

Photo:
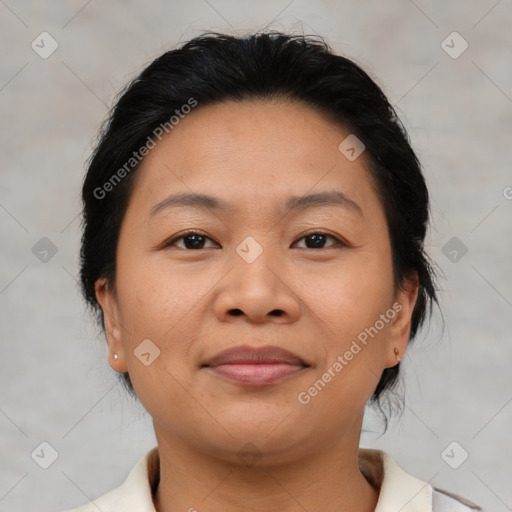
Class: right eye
163,230,220,250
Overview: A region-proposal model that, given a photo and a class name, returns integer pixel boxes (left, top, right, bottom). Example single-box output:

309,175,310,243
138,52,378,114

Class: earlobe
94,277,128,372
386,273,420,367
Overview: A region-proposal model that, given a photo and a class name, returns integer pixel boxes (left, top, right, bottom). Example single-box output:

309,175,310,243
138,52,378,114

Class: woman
69,31,480,511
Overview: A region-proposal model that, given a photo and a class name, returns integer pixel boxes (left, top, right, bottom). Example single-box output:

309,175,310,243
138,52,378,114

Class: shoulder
62,447,160,512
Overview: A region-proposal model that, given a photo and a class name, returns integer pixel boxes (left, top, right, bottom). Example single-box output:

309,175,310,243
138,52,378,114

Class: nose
212,245,301,325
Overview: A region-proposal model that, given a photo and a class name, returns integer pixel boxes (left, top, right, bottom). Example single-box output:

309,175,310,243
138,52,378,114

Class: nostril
227,309,284,317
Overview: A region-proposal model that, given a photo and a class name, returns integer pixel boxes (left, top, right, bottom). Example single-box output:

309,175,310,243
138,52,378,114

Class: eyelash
163,229,347,250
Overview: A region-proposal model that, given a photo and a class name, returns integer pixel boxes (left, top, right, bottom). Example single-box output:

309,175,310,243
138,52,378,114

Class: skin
95,99,419,512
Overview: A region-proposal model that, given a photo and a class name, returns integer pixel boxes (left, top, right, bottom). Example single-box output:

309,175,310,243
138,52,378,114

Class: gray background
1,1,511,511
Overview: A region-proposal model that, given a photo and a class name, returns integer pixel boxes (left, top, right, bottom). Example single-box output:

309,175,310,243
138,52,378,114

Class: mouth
202,345,310,386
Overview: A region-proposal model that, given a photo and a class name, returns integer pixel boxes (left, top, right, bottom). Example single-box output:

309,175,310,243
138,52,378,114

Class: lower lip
206,363,308,385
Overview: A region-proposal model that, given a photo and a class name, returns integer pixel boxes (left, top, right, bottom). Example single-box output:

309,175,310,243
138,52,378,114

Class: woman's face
96,99,418,464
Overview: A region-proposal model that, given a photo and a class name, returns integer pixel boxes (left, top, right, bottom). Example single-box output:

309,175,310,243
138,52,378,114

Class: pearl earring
113,353,119,360
394,347,401,363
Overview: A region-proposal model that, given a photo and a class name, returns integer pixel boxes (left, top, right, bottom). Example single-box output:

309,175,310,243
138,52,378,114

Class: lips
204,345,308,367
202,345,310,386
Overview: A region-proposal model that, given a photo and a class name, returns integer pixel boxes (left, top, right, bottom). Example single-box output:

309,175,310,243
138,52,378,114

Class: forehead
128,99,380,219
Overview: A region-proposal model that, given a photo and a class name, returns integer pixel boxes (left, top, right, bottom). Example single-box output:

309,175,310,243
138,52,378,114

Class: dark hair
80,31,438,411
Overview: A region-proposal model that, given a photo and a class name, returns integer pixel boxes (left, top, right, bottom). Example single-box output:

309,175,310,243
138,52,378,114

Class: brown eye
293,230,344,249
165,231,219,250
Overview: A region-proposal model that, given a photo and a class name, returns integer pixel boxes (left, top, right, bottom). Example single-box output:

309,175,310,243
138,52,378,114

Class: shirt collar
359,448,432,511
104,447,432,512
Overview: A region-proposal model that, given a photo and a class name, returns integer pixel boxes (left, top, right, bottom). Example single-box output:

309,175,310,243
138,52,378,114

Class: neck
152,423,379,512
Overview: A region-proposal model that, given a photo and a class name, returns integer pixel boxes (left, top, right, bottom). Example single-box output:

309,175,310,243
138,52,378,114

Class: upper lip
203,345,309,367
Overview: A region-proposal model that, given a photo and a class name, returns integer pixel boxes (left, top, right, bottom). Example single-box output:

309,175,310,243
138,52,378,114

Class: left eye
164,230,344,250
293,231,343,249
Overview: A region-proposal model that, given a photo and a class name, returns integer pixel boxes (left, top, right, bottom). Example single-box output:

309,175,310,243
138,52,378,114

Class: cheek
115,251,201,337
113,254,210,398
298,250,396,409
113,258,205,418
301,249,395,338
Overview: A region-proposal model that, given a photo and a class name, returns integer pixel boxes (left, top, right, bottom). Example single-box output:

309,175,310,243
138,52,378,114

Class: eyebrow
149,190,362,218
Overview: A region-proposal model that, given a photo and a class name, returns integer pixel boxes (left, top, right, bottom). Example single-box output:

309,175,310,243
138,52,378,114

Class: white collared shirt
65,447,481,511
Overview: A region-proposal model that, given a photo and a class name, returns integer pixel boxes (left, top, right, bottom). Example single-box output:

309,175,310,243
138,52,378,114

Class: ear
385,273,419,368
94,277,128,372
